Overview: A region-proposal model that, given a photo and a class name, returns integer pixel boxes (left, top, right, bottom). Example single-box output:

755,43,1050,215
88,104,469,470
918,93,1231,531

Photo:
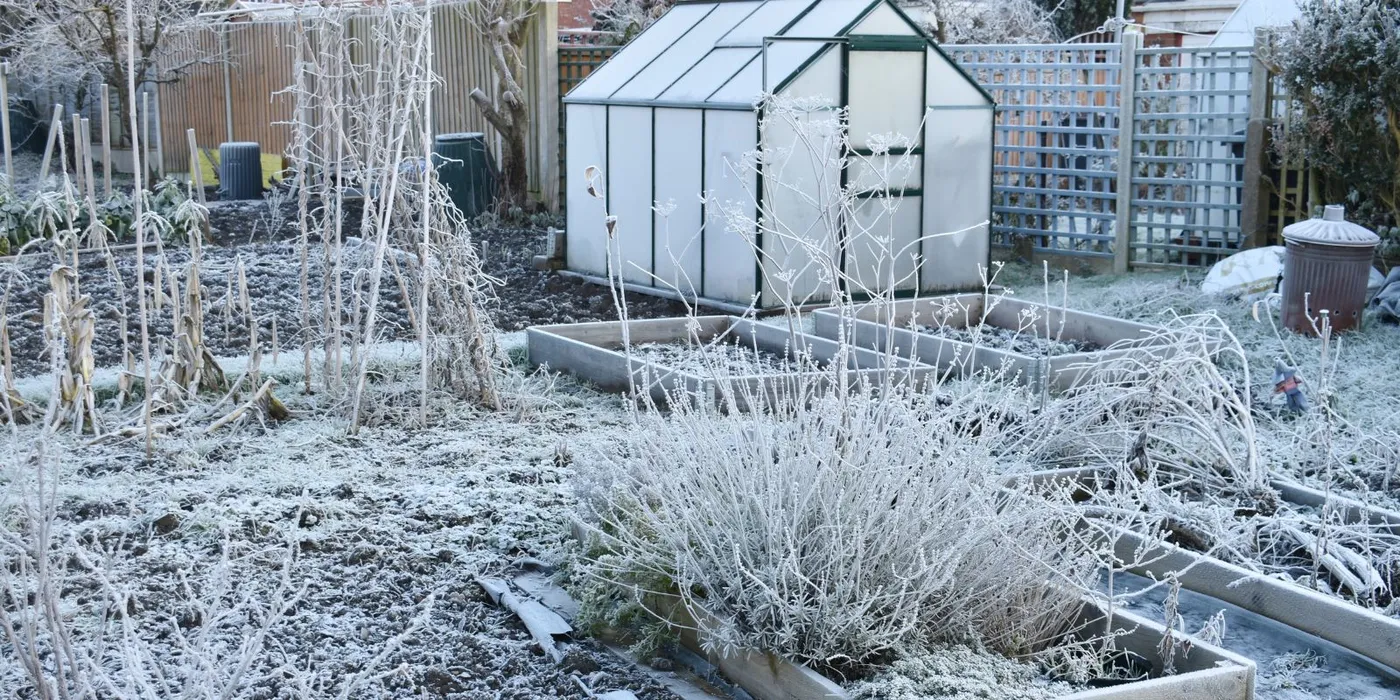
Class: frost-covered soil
628,340,821,375
3,199,687,379
1,352,682,698
916,323,1097,355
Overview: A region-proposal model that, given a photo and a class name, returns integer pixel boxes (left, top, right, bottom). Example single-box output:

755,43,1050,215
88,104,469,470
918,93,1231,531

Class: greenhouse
563,0,995,308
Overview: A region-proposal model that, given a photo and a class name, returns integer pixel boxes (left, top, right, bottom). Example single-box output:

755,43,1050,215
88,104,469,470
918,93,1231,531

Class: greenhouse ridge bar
563,0,996,309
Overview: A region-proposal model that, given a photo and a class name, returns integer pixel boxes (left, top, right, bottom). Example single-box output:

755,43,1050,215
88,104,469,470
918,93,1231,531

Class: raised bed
1012,468,1400,675
527,316,923,410
655,592,1253,700
812,294,1173,392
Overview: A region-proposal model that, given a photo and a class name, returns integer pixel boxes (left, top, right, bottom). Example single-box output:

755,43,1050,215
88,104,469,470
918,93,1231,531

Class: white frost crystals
572,372,1099,670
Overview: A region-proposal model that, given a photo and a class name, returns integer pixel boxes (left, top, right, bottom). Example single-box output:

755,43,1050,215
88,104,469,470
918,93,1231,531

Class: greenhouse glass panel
565,4,713,100
848,154,923,193
660,48,760,102
565,104,609,275
762,40,833,93
848,2,916,35
923,106,993,290
706,56,762,104
653,108,705,295
775,44,840,103
611,1,765,101
784,0,873,37
716,0,817,46
760,109,842,306
847,195,922,292
847,50,925,149
702,109,759,301
606,106,654,285
926,47,990,106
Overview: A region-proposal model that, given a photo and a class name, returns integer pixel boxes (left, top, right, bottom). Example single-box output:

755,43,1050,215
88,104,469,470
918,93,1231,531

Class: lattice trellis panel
1128,46,1252,267
948,43,1123,260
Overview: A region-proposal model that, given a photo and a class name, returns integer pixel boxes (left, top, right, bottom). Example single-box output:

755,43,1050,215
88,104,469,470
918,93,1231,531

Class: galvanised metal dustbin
1281,204,1380,335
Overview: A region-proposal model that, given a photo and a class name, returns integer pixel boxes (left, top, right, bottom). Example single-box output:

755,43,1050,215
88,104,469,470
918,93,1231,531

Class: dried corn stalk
43,266,99,432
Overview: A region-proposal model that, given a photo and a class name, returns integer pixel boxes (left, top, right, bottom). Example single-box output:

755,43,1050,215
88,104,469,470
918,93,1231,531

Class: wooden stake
153,90,166,178
100,83,112,197
80,118,98,206
142,91,153,186
0,63,12,185
71,114,86,198
38,104,64,182
186,128,206,204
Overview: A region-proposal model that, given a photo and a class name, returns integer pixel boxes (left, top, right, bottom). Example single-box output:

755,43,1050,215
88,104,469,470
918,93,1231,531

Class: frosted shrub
574,373,1098,669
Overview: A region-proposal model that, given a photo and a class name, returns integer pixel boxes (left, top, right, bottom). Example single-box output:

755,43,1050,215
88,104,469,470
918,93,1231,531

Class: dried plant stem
126,0,155,458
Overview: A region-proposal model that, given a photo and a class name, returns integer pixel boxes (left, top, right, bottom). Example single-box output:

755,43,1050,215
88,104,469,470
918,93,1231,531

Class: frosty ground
4,213,1400,698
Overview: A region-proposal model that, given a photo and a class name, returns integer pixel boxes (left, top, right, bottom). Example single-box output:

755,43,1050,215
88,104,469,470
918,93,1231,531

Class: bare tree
910,0,1062,44
466,0,534,212
0,0,208,147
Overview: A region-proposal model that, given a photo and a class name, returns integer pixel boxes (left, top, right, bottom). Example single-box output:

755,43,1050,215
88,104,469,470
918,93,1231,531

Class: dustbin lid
436,132,486,143
1282,204,1381,247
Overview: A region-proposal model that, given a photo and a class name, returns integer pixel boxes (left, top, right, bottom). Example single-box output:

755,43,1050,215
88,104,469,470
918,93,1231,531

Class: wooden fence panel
155,4,559,205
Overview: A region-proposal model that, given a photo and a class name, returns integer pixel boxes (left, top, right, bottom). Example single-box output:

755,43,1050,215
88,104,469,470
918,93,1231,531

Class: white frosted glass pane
848,154,922,192
653,108,704,295
717,0,817,45
565,104,610,276
846,195,922,293
774,42,840,101
607,107,654,285
784,0,871,36
707,56,761,104
703,110,759,303
922,107,992,291
848,51,925,149
762,41,828,93
926,48,990,106
660,48,759,102
567,4,712,100
759,109,842,306
613,2,764,101
848,2,917,35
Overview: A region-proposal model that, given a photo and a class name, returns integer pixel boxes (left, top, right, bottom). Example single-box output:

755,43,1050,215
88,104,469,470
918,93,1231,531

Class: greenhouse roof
563,0,990,110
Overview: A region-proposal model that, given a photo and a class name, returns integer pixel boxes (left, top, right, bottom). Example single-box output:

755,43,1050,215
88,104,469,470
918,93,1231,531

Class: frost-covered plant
286,0,504,429
1266,0,1400,232
575,375,1098,668
848,643,1077,700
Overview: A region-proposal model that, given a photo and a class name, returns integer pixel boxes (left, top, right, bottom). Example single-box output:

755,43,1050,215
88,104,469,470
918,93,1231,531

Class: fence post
1113,30,1141,275
0,62,11,185
1240,28,1272,249
538,7,561,212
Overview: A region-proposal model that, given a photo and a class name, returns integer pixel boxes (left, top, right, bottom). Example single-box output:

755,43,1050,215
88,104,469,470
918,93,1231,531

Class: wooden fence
156,3,561,207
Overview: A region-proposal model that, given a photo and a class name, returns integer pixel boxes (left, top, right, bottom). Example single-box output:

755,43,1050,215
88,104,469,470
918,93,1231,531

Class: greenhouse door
842,42,926,294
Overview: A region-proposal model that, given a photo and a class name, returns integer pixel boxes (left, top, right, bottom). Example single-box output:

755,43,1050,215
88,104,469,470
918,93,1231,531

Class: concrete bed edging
811,294,1175,393
526,315,932,410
